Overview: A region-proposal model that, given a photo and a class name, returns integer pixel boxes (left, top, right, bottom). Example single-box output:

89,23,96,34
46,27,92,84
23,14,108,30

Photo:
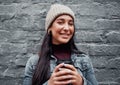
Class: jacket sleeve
82,55,98,85
43,81,48,85
23,55,39,85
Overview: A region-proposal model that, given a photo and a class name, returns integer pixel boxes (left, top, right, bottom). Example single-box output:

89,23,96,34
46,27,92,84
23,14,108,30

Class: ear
47,28,52,34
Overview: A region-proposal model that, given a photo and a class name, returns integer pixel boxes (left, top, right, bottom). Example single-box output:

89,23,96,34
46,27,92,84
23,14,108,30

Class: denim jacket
23,53,98,85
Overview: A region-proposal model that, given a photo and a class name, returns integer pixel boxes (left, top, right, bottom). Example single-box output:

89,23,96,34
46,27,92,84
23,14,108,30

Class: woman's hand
64,64,83,85
48,63,83,85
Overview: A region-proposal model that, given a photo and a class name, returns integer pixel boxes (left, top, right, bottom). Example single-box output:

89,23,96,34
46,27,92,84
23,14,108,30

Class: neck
52,44,71,60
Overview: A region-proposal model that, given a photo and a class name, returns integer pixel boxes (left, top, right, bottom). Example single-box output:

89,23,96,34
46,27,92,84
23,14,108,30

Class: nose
63,23,69,30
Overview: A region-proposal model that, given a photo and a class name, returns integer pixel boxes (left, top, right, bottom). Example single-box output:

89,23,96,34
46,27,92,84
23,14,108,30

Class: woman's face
49,14,74,45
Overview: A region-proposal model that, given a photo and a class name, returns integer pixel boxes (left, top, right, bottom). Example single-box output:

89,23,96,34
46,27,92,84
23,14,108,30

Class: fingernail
59,68,62,71
63,63,66,67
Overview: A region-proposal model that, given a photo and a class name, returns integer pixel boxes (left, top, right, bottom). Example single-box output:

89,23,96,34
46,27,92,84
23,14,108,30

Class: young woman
23,4,98,85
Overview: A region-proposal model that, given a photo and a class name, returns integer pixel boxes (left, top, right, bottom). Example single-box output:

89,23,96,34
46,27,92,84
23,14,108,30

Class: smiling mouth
61,34,70,39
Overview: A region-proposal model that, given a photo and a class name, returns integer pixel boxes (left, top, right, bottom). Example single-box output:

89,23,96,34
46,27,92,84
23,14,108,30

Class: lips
60,33,71,39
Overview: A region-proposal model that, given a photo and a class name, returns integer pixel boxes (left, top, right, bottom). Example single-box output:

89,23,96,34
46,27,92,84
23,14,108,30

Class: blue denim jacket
23,53,98,85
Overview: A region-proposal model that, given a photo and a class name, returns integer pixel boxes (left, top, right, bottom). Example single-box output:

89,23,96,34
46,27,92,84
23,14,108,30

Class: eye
57,21,64,25
69,21,74,26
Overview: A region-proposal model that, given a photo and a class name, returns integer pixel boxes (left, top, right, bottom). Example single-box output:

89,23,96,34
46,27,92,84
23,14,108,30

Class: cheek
71,28,75,35
51,29,59,37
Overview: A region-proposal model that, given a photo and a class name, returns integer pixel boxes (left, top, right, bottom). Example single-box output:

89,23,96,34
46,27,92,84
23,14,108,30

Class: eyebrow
56,18,73,22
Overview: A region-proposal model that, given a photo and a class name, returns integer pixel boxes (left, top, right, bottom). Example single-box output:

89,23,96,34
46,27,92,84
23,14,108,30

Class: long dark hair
32,31,52,85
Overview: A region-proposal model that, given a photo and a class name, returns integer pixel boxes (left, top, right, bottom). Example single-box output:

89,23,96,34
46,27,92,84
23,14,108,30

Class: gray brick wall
0,0,120,85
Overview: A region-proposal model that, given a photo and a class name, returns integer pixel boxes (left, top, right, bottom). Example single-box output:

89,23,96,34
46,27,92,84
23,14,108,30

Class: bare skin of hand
48,63,83,85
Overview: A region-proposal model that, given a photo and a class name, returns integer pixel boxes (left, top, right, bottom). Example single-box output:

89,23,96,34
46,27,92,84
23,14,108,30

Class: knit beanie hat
45,4,75,31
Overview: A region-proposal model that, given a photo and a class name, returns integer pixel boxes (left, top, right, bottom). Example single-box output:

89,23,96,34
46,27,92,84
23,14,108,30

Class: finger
55,75,73,81
55,68,73,77
53,63,65,72
54,79,72,85
63,64,77,71
57,65,82,79
70,77,83,85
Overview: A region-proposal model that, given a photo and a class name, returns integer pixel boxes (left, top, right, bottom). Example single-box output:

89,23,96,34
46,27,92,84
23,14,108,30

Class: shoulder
73,53,90,61
24,54,39,77
73,53,92,66
79,54,90,60
79,54,92,63
26,54,39,67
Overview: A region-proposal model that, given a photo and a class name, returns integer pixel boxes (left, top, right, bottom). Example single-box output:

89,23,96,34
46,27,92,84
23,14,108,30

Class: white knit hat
45,4,75,31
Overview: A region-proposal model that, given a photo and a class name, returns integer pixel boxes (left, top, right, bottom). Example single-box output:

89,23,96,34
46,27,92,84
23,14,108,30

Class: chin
60,40,70,44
